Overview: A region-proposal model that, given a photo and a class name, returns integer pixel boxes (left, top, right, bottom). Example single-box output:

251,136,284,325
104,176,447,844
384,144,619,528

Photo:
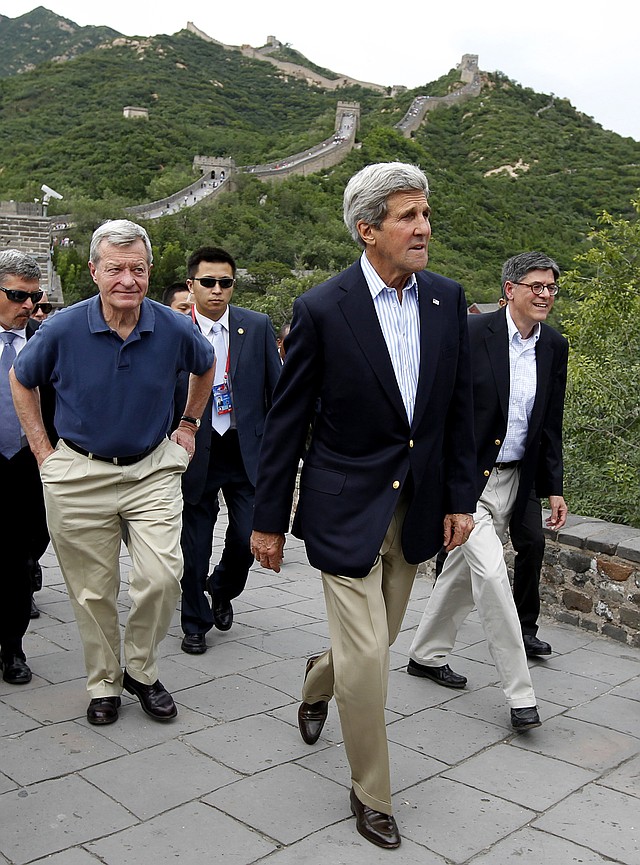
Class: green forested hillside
0,6,120,77
2,9,639,525
1,10,639,307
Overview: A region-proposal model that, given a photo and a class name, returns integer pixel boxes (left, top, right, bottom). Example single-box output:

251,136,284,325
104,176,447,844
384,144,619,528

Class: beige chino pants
40,438,188,697
303,496,417,815
409,465,536,708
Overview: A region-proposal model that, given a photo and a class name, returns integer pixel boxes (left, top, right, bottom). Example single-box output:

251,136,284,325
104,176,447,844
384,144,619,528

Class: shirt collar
194,305,229,336
87,295,155,334
505,304,540,345
360,252,418,300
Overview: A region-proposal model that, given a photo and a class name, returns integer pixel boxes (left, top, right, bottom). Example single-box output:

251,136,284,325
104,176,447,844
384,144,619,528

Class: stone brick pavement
1,509,639,864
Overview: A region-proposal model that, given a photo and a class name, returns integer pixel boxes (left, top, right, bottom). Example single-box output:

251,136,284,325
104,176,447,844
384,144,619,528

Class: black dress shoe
30,561,43,592
123,670,177,721
181,633,207,654
523,634,552,657
1,655,32,685
212,598,233,631
298,653,328,744
87,696,121,725
406,659,467,688
30,596,40,619
350,789,401,849
511,706,542,730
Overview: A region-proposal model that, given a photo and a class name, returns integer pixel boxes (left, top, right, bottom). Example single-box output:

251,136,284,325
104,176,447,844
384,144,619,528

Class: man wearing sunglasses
30,292,52,322
408,251,568,732
11,220,214,725
177,246,281,655
0,249,54,684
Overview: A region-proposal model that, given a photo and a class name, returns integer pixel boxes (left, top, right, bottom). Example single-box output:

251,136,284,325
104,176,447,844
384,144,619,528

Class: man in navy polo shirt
10,219,214,726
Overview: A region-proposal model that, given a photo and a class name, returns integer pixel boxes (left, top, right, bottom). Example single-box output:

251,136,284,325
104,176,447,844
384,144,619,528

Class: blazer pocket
441,343,458,358
300,464,346,495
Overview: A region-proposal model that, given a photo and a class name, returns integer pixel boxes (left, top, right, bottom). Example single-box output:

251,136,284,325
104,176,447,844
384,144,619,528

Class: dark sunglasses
0,286,44,304
33,302,53,314
192,276,235,289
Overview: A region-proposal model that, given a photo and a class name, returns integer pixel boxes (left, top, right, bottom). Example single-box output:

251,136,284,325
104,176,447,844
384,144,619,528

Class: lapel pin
237,328,244,334
432,298,440,306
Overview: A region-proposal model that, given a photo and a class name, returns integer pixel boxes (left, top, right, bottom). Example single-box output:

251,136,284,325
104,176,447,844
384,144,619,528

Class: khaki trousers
303,496,416,815
41,438,188,697
409,466,536,708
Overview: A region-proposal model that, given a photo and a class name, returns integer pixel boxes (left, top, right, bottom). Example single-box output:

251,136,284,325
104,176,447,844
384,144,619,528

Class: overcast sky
3,1,639,141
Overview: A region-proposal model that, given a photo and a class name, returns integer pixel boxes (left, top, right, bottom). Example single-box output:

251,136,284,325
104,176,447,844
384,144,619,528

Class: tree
561,197,640,526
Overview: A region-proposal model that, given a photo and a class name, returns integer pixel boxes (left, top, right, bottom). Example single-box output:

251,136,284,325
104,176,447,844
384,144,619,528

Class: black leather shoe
511,706,542,730
298,653,328,744
181,633,207,654
123,670,177,721
87,696,121,725
212,598,233,631
30,596,40,619
523,634,552,657
350,789,401,849
407,659,467,688
1,655,32,685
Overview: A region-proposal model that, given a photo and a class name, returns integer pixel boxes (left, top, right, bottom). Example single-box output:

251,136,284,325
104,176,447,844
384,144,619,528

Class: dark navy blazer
253,261,478,578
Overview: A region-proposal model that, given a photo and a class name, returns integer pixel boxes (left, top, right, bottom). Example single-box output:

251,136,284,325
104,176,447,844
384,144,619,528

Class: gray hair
343,162,430,248
501,252,560,289
89,219,153,266
0,248,41,283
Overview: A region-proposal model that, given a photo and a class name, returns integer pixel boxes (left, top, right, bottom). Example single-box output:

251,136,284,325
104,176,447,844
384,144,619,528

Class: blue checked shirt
360,253,420,425
497,306,539,462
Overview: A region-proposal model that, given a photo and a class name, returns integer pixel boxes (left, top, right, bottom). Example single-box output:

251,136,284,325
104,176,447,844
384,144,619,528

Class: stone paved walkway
1,508,639,864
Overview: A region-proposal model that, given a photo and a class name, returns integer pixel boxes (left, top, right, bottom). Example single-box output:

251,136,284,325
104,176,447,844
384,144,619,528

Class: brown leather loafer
350,789,401,849
298,699,328,745
406,659,467,688
87,696,121,725
298,653,328,744
123,670,177,721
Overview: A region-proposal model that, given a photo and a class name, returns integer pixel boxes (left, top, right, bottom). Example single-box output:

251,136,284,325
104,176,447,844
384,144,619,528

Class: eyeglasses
0,286,45,303
32,302,53,315
192,276,235,289
511,281,559,296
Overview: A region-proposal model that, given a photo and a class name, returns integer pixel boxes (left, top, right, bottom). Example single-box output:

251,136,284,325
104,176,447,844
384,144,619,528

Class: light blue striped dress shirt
360,253,421,425
497,306,539,462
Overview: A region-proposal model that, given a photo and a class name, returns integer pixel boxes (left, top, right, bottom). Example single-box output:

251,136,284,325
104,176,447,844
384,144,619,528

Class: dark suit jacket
467,306,568,522
180,304,281,503
252,261,478,578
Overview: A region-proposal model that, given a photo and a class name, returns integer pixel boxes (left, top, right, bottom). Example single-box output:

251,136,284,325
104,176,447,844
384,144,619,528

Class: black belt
494,461,520,470
63,438,159,466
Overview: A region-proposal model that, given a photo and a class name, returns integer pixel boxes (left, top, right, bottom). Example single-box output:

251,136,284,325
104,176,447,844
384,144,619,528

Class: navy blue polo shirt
14,295,214,457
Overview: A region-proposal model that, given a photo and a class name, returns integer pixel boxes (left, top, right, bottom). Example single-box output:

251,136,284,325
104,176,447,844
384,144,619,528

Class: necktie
211,322,230,435
0,332,22,459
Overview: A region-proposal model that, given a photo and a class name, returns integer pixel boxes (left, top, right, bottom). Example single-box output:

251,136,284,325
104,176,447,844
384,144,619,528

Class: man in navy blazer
408,251,568,731
178,246,281,654
250,163,477,848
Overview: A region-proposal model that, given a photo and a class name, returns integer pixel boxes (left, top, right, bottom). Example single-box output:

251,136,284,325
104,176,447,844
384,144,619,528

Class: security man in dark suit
0,250,53,684
250,163,477,848
179,246,281,654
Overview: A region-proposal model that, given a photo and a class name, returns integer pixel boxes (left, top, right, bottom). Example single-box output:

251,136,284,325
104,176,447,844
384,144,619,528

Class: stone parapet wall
529,514,640,648
416,512,640,648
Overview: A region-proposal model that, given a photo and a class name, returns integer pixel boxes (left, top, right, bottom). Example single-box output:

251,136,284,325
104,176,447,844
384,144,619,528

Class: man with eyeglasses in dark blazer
408,251,568,732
